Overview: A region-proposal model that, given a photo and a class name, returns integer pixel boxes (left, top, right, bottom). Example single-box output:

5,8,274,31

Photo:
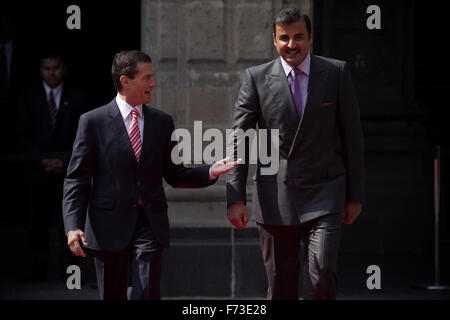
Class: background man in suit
226,8,364,300
63,50,239,300
17,52,87,281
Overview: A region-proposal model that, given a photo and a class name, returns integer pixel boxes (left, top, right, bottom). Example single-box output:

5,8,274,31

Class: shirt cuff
209,166,217,180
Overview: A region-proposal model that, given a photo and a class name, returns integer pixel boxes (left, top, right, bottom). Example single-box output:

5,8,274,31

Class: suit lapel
107,99,138,165
287,55,328,158
37,84,53,131
39,83,68,133
54,86,69,131
138,105,161,166
266,59,300,152
139,105,151,165
268,59,300,125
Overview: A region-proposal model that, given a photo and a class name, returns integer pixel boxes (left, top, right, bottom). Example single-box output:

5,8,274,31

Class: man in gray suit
226,8,364,300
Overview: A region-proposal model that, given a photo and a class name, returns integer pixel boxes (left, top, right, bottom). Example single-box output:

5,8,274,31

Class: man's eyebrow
278,32,305,37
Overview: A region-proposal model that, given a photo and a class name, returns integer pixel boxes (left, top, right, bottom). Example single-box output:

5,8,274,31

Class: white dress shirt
115,93,144,140
43,81,64,111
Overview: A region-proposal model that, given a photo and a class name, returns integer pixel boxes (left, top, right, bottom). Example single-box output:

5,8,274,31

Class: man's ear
272,33,277,46
119,75,128,89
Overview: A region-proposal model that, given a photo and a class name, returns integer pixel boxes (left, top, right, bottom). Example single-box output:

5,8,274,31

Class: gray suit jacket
226,55,364,225
63,99,215,251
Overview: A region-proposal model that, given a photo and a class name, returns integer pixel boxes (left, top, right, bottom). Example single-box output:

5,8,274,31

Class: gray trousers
93,206,162,300
257,213,342,300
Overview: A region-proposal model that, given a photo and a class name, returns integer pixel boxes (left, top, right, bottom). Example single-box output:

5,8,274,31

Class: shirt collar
280,51,311,77
43,80,63,97
115,93,143,119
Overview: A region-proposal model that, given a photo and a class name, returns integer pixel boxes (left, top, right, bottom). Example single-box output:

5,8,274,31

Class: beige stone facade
141,0,313,227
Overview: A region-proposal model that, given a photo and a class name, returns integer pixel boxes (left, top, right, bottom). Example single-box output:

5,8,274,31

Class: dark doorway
11,1,141,108
312,0,450,290
0,1,141,285
1,1,141,224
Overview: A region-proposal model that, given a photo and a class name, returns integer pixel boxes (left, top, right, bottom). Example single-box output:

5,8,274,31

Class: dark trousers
257,213,342,300
93,206,162,300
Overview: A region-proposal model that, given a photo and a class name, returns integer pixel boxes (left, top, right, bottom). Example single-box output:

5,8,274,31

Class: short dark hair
39,52,64,67
111,50,152,92
273,8,312,39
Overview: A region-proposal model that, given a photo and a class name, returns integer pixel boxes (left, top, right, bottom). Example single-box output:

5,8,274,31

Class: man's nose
287,39,296,48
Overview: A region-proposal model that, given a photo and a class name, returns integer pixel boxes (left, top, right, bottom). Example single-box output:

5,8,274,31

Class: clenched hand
227,202,248,229
342,201,362,224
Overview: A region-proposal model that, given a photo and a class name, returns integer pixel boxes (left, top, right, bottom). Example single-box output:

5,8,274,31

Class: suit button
137,181,141,187
132,203,137,208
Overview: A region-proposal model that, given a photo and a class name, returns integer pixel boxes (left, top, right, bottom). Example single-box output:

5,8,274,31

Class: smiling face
273,20,312,67
120,62,155,106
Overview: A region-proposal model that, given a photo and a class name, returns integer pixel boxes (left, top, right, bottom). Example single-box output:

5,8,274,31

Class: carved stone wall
141,0,313,227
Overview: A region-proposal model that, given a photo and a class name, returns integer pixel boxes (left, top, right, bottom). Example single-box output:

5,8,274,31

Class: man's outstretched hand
227,202,248,229
210,157,242,178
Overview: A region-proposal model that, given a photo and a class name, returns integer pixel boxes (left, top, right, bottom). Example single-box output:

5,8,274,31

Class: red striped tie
48,90,57,130
129,109,141,161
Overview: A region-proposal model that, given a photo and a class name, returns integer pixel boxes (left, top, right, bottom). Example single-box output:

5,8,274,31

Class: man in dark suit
63,50,239,300
226,8,364,300
17,52,87,281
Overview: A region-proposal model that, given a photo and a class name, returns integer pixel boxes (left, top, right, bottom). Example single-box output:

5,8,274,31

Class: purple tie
288,67,303,118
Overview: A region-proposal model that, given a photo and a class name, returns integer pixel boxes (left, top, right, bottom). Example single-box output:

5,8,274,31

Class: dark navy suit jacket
63,99,215,251
17,82,87,172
